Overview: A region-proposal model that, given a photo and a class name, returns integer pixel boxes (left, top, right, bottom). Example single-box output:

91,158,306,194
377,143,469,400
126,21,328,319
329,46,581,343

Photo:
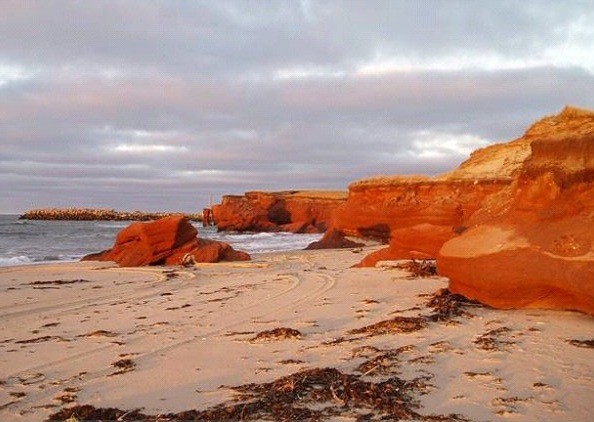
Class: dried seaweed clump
347,289,481,341
110,358,135,376
355,345,415,376
48,367,469,421
348,316,428,337
250,327,303,342
566,339,594,348
425,288,482,322
473,327,515,351
47,405,148,421
400,259,438,278
212,367,467,421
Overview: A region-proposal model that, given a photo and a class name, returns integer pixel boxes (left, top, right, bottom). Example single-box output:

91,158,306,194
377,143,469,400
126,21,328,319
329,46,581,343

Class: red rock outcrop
315,136,532,262
305,229,365,250
343,177,512,266
82,216,250,267
438,106,594,315
212,190,347,233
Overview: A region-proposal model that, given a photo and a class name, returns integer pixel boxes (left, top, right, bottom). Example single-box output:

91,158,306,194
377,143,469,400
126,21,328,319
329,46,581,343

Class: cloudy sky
1,1,593,213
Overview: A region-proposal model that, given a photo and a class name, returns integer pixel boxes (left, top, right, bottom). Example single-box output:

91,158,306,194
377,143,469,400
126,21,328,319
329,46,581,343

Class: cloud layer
1,1,593,213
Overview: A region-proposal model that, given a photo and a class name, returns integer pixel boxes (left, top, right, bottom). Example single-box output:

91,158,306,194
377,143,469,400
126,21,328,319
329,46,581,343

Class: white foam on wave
210,231,323,254
0,215,323,268
0,255,34,267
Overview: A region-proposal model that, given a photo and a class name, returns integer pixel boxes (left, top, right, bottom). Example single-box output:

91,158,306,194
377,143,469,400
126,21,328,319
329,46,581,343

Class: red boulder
82,216,250,266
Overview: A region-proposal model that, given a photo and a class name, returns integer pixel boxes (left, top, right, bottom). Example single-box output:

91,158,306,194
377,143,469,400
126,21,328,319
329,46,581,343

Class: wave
0,216,323,267
96,222,130,229
212,231,322,253
0,254,81,267
0,255,34,267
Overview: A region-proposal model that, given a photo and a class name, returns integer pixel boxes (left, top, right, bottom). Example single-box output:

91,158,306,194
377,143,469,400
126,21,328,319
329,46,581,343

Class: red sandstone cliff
212,190,347,233
438,106,594,315
315,130,533,265
310,105,593,314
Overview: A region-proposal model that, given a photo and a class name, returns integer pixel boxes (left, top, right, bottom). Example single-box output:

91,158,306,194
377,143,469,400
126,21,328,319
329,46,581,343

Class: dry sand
0,248,592,421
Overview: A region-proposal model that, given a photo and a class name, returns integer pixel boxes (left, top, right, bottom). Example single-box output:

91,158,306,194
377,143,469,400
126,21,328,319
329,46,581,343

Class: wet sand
0,248,592,421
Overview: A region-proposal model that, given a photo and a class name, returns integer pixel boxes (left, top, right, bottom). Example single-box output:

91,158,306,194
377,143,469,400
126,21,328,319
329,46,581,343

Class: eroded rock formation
438,106,594,315
212,190,347,233
82,216,250,267
314,136,532,264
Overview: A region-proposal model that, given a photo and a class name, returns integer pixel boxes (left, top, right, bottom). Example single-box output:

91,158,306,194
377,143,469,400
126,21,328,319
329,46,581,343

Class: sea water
0,215,322,267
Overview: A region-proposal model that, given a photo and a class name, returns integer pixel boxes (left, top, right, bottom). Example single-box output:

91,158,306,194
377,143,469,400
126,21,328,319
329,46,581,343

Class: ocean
0,215,322,267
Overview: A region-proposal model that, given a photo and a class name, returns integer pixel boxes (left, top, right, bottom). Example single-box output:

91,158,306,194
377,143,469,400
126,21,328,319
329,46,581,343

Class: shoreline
1,248,592,421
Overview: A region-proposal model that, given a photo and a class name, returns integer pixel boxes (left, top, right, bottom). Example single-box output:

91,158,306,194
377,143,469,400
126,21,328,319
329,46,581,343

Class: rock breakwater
20,208,202,222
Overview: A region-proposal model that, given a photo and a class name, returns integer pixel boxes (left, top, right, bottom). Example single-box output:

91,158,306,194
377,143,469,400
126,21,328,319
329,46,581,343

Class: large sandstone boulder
82,216,250,266
212,190,347,233
438,106,594,315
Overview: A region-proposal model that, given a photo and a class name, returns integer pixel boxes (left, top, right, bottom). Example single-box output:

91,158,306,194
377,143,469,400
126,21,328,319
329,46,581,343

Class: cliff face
318,105,594,314
337,178,509,266
438,106,594,315
322,133,533,265
318,105,594,292
212,190,347,233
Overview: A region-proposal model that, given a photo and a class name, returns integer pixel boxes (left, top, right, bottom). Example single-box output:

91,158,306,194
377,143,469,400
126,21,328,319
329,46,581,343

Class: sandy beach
1,247,592,421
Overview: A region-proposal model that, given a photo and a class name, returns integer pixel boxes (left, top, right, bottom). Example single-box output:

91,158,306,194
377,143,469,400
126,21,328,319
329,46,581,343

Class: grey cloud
2,1,591,76
1,1,593,213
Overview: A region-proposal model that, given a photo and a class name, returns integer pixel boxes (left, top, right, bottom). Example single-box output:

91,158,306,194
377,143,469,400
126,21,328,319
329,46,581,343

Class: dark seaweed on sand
47,289,477,421
473,327,515,351
398,259,438,278
348,316,428,336
349,289,481,338
47,367,468,421
28,279,90,285
425,288,482,322
250,327,303,342
566,339,594,348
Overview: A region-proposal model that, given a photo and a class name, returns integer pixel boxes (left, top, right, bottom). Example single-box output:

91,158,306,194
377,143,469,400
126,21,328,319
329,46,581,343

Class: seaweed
425,288,482,322
348,316,428,337
109,359,135,376
250,328,303,342
28,279,90,286
566,339,594,348
47,367,469,421
473,327,514,351
400,259,438,278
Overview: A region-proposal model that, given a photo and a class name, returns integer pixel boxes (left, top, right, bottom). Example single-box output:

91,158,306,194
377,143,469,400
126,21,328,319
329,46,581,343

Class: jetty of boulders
20,207,202,222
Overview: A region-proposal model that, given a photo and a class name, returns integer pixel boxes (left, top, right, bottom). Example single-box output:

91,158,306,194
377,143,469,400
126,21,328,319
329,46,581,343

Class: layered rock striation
212,190,347,233
82,216,250,267
438,106,594,315
307,106,593,316
314,133,532,265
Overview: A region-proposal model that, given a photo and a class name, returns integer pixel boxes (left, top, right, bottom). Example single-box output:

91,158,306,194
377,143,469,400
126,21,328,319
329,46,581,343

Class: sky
1,1,594,214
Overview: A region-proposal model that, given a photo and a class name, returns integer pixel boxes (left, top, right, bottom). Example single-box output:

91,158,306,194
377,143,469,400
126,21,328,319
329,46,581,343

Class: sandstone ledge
212,190,347,233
